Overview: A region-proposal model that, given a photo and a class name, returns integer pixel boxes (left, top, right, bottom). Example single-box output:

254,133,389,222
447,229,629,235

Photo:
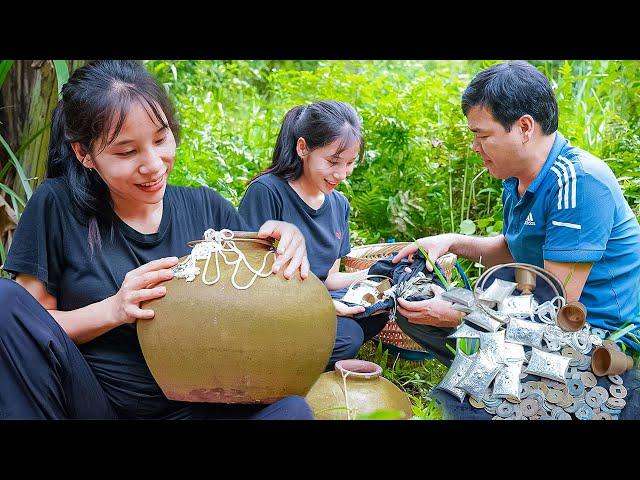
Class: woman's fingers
128,286,167,304
282,238,307,279
131,268,175,290
130,257,179,276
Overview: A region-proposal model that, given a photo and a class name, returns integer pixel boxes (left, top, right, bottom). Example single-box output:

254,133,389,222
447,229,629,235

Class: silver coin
557,412,572,420
492,415,505,420
607,375,624,385
609,384,627,399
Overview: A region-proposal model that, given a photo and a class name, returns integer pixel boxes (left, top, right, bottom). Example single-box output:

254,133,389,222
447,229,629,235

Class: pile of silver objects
436,264,629,420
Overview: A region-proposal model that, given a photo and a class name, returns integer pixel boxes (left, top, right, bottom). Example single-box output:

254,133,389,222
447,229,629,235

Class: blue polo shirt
502,132,640,346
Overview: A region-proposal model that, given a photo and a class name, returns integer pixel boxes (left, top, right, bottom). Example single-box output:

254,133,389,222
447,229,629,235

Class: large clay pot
305,359,413,419
138,231,336,404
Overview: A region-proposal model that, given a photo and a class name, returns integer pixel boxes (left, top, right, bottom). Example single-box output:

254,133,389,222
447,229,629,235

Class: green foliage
147,60,640,243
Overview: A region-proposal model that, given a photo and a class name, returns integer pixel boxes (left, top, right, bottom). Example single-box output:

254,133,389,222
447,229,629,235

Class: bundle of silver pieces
437,277,627,420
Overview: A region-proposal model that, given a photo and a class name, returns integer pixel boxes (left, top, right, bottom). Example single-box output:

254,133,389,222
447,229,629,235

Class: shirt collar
502,131,569,196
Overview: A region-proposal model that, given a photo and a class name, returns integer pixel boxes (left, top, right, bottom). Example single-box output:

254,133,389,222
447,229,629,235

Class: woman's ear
296,137,308,159
70,142,95,169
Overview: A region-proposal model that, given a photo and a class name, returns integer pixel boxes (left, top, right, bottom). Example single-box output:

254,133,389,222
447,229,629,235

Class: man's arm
543,260,593,303
394,233,514,270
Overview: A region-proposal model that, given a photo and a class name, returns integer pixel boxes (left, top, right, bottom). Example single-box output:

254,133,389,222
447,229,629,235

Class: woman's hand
333,300,365,317
257,220,310,280
106,257,178,326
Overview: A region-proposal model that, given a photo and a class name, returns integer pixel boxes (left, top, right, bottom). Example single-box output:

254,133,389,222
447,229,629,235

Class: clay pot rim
187,231,275,249
334,359,383,379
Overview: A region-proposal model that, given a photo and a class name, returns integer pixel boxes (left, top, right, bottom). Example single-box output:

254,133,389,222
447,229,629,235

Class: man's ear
296,137,308,159
518,115,535,143
70,142,95,169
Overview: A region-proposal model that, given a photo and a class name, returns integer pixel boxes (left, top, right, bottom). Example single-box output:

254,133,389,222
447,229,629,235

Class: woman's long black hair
259,100,364,181
46,60,179,252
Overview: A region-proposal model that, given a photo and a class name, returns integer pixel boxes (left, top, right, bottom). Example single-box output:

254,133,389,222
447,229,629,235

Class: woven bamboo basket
344,243,457,356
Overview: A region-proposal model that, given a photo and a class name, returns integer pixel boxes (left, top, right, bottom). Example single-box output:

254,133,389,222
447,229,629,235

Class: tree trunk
0,60,86,263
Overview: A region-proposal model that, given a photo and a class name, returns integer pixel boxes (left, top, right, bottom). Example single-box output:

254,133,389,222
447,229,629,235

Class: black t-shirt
238,173,351,282
3,177,247,418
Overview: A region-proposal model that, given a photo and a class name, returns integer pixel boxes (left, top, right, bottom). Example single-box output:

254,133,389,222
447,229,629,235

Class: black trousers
0,279,313,420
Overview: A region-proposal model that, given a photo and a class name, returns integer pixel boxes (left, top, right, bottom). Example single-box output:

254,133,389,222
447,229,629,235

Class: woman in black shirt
0,60,313,420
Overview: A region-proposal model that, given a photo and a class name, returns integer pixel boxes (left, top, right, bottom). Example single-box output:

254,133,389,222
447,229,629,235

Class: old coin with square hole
586,391,604,409
608,375,623,385
497,402,515,418
591,386,609,401
521,397,540,417
576,404,594,420
547,389,563,404
580,372,597,388
558,412,572,420
601,405,622,416
469,397,485,409
610,385,627,399
567,378,585,396
606,397,626,409
558,392,574,408
561,346,580,358
565,398,584,414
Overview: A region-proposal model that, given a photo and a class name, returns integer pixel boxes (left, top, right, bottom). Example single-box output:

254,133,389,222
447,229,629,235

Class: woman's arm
15,256,178,344
323,259,370,291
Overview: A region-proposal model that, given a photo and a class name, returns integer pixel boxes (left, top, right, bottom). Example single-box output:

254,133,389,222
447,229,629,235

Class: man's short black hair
461,61,558,135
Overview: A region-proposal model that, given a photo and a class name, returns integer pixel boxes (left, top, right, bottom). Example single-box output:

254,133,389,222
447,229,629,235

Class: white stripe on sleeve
552,220,582,230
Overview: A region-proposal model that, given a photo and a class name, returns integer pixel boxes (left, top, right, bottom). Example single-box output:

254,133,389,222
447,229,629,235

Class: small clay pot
305,359,413,420
556,301,587,332
591,345,635,376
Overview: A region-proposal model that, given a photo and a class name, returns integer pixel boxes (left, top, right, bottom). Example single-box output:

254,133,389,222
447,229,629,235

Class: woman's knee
335,317,364,358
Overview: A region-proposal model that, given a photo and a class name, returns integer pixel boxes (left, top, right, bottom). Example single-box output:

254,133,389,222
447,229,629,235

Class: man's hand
392,234,456,271
397,284,464,327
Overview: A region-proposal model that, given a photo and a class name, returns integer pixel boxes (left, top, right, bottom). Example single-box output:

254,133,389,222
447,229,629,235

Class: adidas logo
524,212,536,226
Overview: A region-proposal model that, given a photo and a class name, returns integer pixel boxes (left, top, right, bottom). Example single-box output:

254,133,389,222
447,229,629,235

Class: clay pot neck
187,231,275,249
334,360,383,379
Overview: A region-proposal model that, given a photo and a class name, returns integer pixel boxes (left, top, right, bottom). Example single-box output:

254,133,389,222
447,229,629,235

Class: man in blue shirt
392,61,640,419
